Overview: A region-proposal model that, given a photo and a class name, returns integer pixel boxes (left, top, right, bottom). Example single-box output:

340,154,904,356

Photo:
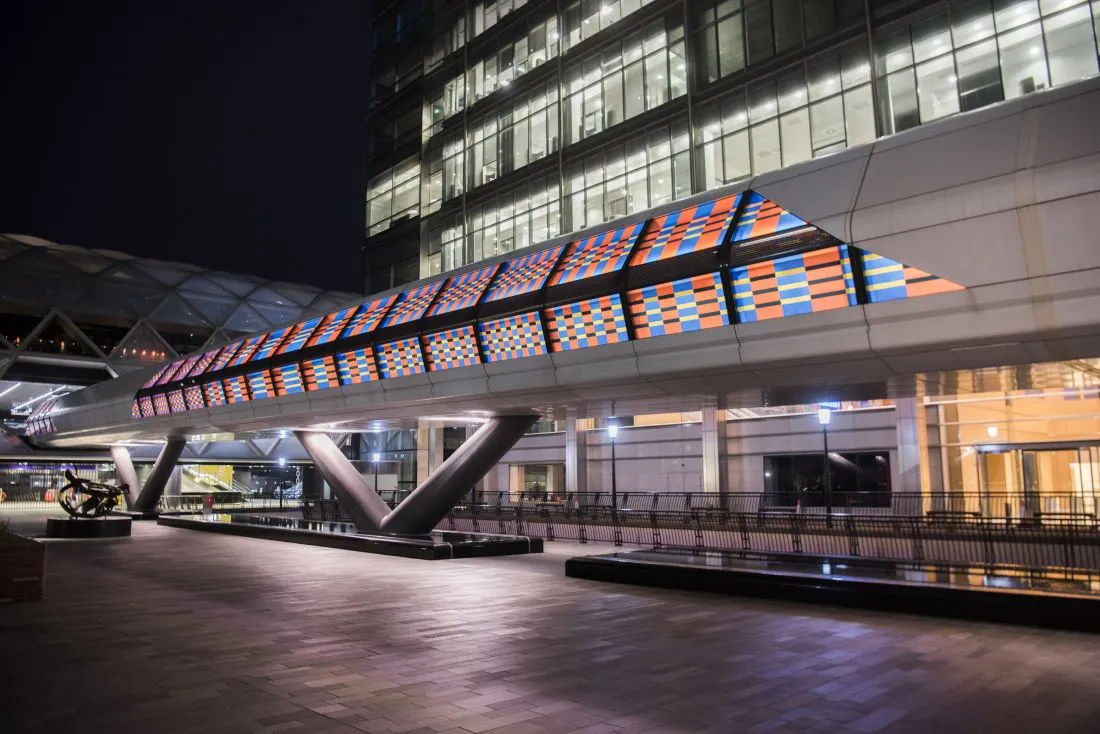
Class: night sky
1,1,371,293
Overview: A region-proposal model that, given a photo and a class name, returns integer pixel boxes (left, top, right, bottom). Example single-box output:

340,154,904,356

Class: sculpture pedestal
46,517,132,538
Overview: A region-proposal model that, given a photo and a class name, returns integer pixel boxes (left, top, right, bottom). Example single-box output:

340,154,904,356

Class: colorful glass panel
732,245,857,322
549,222,645,286
152,393,171,415
428,265,499,316
210,340,244,372
203,381,226,407
131,400,142,420
381,282,444,328
376,338,426,378
424,326,481,371
223,375,250,404
154,359,186,386
185,347,220,378
273,363,304,395
479,312,547,363
336,348,379,385
248,370,274,399
167,389,186,413
545,295,629,352
732,192,809,242
277,317,322,355
302,356,339,391
184,385,205,410
138,395,155,418
861,251,964,303
628,273,730,339
342,295,397,339
630,195,741,265
143,364,171,389
484,246,564,302
305,306,356,347
250,327,292,361
229,335,266,367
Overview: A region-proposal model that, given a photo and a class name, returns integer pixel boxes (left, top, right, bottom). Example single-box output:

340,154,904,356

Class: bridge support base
381,414,537,536
295,431,392,534
113,439,187,513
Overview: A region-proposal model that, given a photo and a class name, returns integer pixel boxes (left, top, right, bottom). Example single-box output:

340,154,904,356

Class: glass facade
365,0,1100,288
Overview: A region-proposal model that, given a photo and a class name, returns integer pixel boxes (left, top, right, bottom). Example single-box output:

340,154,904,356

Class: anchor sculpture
57,470,125,519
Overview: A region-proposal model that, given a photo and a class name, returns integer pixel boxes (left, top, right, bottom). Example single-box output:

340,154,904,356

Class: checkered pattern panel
223,375,250,404
131,400,142,420
153,359,185,386
732,192,808,242
248,370,274,399
429,265,499,316
251,327,291,362
273,363,304,395
167,355,201,383
184,385,205,410
277,317,322,355
153,393,171,416
202,381,226,407
861,250,964,303
306,306,356,347
381,282,443,329
377,338,426,378
167,389,186,413
732,246,857,323
628,273,730,339
302,356,339,391
630,195,741,266
550,222,645,286
336,348,379,385
230,335,266,367
484,246,565,302
343,295,398,338
545,295,629,352
185,348,220,378
211,341,244,372
479,311,547,363
138,395,155,417
143,364,171,388
424,326,481,371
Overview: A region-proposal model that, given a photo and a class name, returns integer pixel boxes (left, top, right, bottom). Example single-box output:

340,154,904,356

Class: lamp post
607,421,619,513
371,452,381,495
817,408,832,525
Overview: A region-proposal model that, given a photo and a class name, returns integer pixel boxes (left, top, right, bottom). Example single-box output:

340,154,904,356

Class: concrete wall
497,408,899,493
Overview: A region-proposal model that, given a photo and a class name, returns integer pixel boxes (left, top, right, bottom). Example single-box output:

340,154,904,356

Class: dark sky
0,0,371,293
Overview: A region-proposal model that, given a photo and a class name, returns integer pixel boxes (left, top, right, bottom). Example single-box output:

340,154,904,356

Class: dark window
763,452,891,507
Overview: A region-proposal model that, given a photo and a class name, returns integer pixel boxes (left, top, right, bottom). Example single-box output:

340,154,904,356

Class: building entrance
977,442,1100,519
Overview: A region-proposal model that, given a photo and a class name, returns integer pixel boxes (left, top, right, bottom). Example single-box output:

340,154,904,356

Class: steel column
381,414,538,535
295,431,392,533
131,438,186,512
109,445,141,509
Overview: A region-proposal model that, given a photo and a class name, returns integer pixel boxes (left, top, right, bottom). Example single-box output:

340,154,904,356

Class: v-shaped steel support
295,431,392,533
111,439,186,512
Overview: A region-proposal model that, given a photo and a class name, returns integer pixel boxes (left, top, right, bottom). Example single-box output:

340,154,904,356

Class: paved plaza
2,515,1100,733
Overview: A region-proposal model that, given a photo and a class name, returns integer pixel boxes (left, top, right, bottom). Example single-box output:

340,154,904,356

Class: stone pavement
2,515,1099,733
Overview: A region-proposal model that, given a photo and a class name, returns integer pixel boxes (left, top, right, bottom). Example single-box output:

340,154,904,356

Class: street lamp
607,420,619,512
817,408,832,524
371,452,381,494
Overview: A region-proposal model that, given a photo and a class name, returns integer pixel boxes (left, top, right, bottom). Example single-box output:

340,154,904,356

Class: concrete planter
0,529,45,603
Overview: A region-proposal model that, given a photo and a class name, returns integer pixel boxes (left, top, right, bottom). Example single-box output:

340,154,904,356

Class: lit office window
423,73,467,140
366,158,421,236
468,15,560,103
566,123,691,229
422,214,464,277
471,0,530,39
876,0,1099,134
562,0,659,50
469,80,560,188
423,132,465,213
467,175,562,265
426,14,466,73
564,19,687,145
695,45,873,188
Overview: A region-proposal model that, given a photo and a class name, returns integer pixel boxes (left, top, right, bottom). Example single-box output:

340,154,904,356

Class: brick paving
2,515,1100,733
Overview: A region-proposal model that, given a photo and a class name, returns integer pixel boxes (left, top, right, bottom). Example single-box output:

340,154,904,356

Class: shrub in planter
0,523,45,603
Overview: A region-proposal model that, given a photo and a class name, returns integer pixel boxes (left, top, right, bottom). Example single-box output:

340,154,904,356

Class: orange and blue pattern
479,312,547,363
484,246,564,302
545,295,628,352
153,393,171,416
549,222,645,286
210,341,243,372
336,348,379,385
223,375,250,404
861,251,964,303
306,306,357,347
139,395,155,417
342,295,398,338
273,363,304,395
381,283,443,329
167,390,186,413
248,370,274,399
185,347,220,378
628,273,729,338
230,335,266,367
429,265,499,316
143,363,172,389
202,381,226,407
251,327,291,362
277,317,322,355
131,400,142,420
184,385,205,410
732,245,856,322
732,192,808,242
424,326,481,371
377,338,425,378
630,195,741,266
302,356,339,391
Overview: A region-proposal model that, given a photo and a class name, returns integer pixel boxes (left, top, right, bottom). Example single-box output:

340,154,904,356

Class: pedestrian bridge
22,78,1100,536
